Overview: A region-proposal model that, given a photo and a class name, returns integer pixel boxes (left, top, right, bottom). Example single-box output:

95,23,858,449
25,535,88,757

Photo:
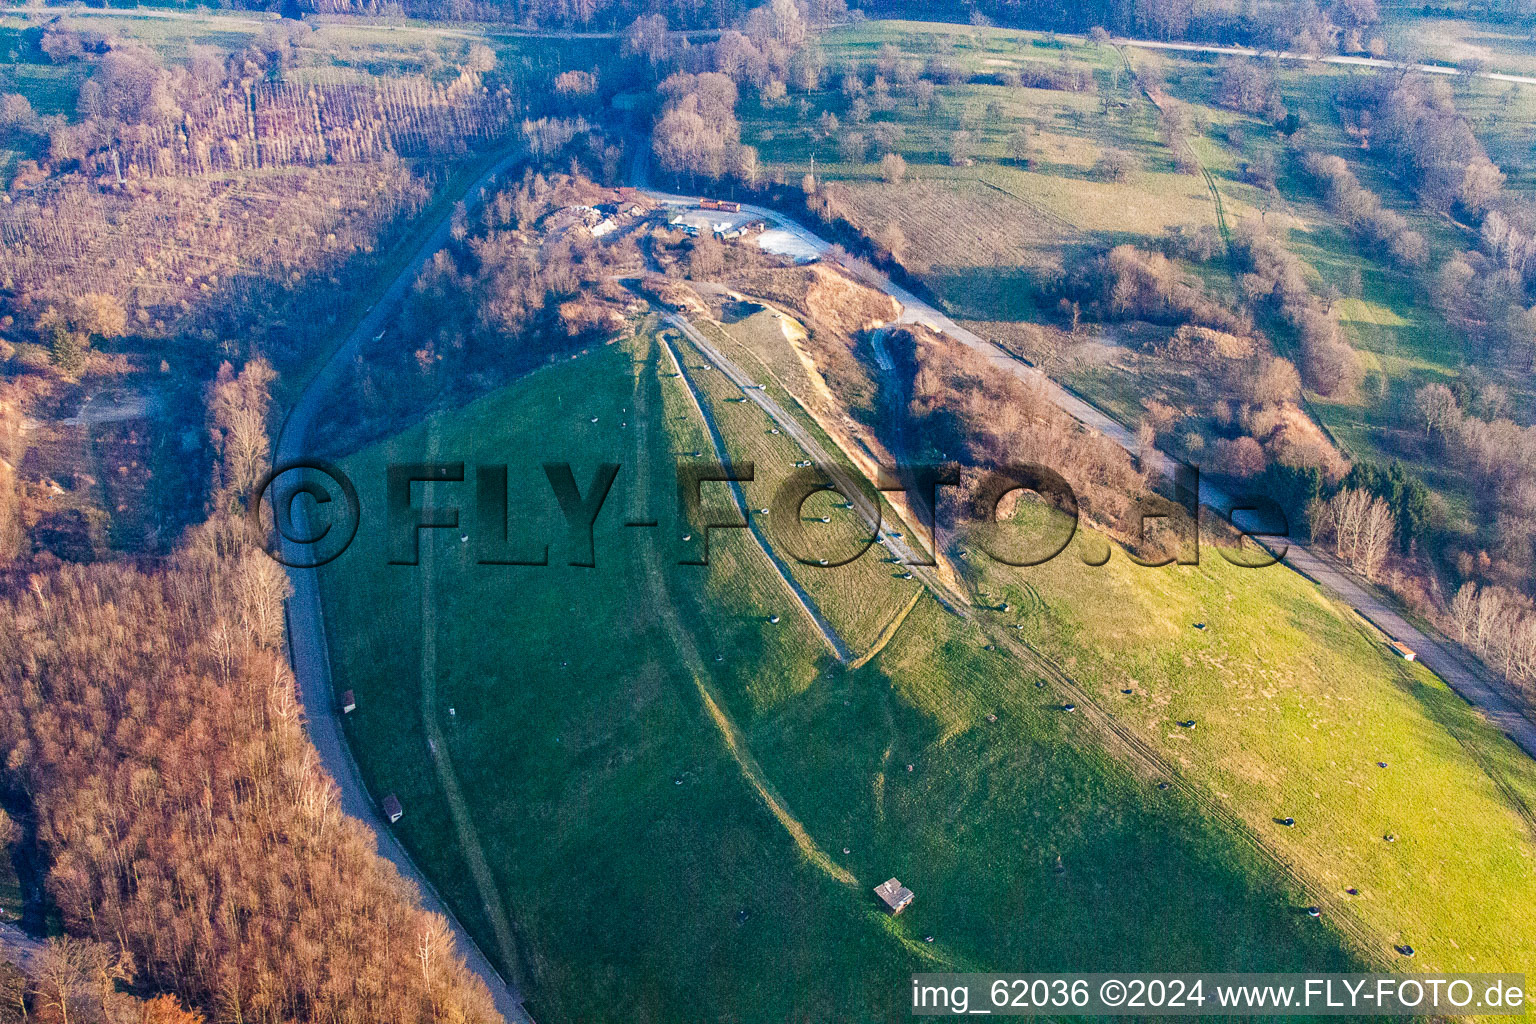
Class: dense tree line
0,533,504,1024
645,0,827,182
1337,72,1504,217
1216,59,1285,119
1095,244,1252,336
1415,382,1536,592
890,323,1149,539
1427,210,1536,373
1299,152,1428,269
1230,218,1363,397
1448,580,1536,692
207,0,847,29
326,171,641,448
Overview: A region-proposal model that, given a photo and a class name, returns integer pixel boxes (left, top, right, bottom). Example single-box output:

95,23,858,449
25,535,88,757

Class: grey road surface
274,147,534,1024
645,189,1536,761
1110,35,1536,86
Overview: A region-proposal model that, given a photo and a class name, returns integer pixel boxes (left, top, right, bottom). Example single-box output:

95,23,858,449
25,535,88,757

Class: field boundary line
850,590,925,670
634,333,858,890
975,173,1078,234
418,419,526,982
659,327,854,663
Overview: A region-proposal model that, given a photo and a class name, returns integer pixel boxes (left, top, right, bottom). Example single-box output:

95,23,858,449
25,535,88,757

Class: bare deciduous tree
207,358,276,508
1415,382,1460,437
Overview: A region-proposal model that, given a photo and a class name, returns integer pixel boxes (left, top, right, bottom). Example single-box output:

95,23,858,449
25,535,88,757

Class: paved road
665,314,966,616
657,324,855,661
645,189,1536,761
1280,545,1536,756
275,146,534,1024
1109,35,1536,86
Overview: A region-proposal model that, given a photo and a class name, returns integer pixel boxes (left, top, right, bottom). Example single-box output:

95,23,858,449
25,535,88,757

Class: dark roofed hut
382,794,403,824
874,878,914,915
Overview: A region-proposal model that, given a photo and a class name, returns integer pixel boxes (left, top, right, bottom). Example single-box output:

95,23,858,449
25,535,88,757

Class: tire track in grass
634,331,856,889
418,418,525,982
981,615,1396,968
849,590,926,671
657,328,853,663
866,293,1394,966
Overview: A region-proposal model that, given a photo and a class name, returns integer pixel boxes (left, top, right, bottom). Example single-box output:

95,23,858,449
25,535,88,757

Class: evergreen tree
49,321,85,377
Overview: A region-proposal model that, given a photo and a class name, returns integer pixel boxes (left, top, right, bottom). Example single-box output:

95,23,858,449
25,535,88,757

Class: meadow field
739,18,1536,537
318,328,1388,1022
970,521,1536,971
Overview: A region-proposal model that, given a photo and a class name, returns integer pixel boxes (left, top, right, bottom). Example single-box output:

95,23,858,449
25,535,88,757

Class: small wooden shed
340,689,356,714
382,794,403,824
1389,640,1417,662
874,878,914,915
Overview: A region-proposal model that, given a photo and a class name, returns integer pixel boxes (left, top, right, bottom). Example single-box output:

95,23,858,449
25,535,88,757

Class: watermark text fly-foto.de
250,458,1290,570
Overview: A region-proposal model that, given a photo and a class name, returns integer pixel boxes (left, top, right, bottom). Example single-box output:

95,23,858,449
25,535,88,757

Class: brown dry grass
831,178,1073,277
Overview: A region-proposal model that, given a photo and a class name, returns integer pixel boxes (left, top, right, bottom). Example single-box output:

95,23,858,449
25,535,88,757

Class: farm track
982,615,1399,968
417,419,527,989
657,329,853,663
1115,44,1232,254
633,335,858,889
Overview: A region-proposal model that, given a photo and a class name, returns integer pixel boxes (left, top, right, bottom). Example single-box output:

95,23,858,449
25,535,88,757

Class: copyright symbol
1100,980,1126,1007
247,460,360,568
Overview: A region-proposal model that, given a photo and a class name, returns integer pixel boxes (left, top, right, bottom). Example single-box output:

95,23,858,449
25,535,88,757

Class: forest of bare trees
0,347,502,1021
1449,581,1536,692
890,323,1148,538
0,530,504,1024
1310,486,1395,580
316,170,644,450
1339,73,1504,218
0,20,520,372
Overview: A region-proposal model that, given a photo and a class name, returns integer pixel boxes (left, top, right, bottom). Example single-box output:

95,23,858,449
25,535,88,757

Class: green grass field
750,21,1533,492
967,505,1536,973
737,22,1246,321
317,328,1398,1022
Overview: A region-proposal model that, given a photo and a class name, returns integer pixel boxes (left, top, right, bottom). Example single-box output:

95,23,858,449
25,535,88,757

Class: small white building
874,878,914,915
